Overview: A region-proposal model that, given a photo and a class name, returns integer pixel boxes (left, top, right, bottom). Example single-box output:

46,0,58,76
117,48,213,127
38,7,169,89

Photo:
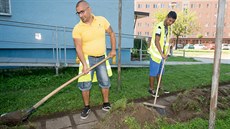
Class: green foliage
197,34,203,39
153,9,200,45
132,38,149,59
152,9,168,26
167,56,197,62
124,116,141,129
110,98,127,112
172,9,199,38
0,64,230,118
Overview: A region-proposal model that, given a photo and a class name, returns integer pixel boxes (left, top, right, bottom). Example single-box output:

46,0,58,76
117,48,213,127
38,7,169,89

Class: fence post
55,26,60,75
183,49,185,57
209,0,226,128
64,26,67,66
140,38,143,61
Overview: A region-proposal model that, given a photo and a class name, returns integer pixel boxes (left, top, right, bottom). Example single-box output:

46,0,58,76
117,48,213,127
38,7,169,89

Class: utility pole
209,0,226,129
117,0,122,91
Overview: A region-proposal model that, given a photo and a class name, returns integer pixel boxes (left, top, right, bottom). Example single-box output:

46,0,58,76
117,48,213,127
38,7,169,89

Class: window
191,4,194,8
145,32,149,36
138,4,142,8
138,22,142,27
161,4,164,8
146,4,150,8
0,0,11,15
153,4,158,8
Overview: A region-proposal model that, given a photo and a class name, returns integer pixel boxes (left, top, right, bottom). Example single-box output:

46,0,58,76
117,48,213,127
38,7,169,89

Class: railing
0,20,152,73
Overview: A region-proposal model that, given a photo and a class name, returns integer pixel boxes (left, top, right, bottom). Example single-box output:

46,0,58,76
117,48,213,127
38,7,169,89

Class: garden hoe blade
0,56,111,126
0,108,34,126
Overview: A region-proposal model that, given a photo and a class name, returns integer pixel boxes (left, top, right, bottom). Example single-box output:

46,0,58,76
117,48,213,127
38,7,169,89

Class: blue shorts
78,55,111,91
149,58,164,77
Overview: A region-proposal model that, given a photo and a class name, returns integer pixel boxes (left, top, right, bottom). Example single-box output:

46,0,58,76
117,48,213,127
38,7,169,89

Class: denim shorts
149,58,164,77
78,55,111,91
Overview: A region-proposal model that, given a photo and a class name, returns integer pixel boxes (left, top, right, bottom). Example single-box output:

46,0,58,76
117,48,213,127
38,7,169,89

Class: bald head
76,0,89,8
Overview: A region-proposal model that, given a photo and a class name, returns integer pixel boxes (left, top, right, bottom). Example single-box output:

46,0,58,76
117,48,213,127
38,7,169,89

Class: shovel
0,56,111,125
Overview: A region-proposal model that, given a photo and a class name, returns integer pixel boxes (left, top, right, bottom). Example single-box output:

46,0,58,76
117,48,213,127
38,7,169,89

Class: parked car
176,44,184,49
205,44,215,50
183,44,194,49
222,44,230,50
194,44,207,50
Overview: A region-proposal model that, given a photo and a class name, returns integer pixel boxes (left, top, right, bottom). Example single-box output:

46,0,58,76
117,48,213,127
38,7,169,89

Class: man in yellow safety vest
72,0,116,119
148,11,177,95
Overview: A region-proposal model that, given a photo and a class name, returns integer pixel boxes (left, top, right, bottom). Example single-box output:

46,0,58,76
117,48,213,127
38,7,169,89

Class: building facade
135,0,230,44
0,0,134,67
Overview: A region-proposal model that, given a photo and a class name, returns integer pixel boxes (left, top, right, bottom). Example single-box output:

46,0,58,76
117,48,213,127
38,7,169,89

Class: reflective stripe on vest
149,22,170,63
78,54,112,82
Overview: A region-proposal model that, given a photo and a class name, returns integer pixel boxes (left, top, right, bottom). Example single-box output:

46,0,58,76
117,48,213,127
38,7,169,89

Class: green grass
153,108,230,129
167,56,198,62
140,54,198,62
0,64,230,118
173,49,230,57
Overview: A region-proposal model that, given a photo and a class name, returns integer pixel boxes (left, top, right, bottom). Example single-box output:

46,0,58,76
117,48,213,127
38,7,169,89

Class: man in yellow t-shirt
72,0,116,120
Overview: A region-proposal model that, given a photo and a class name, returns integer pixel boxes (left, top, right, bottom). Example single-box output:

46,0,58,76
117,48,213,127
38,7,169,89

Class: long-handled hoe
143,44,172,114
143,58,166,110
0,56,111,125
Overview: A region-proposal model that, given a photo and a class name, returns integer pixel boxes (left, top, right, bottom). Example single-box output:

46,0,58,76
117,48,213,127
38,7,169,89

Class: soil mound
169,85,230,121
94,103,160,129
94,85,230,128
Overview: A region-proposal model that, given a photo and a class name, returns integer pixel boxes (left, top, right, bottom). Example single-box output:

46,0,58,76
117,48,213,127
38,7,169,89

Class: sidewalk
30,109,108,129
28,95,178,129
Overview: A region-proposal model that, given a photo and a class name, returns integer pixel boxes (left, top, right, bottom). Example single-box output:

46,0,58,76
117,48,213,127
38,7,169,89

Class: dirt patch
94,85,230,128
94,103,160,129
169,85,230,121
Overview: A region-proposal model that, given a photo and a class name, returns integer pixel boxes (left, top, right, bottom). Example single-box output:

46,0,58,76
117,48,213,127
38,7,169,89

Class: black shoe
102,103,111,112
148,89,159,97
159,88,170,94
148,89,156,95
80,106,91,119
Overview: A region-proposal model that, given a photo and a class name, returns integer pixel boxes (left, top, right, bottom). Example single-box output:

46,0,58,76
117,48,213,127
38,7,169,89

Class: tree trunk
175,35,179,50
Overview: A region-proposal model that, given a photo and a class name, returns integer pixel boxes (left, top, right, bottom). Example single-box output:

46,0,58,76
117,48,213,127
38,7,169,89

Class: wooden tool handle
33,56,111,109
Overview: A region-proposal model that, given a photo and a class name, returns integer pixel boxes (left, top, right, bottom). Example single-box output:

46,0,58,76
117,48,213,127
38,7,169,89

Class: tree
172,9,200,49
153,9,200,49
197,34,203,44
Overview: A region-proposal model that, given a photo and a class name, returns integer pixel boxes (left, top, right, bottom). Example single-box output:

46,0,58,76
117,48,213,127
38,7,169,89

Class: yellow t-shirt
72,15,110,56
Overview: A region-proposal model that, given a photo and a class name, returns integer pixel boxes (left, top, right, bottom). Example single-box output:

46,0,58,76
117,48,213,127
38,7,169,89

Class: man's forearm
110,32,116,51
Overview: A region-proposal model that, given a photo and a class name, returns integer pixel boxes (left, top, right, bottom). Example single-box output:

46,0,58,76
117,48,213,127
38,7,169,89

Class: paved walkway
3,57,229,129
31,109,108,129
29,84,230,129
28,95,179,129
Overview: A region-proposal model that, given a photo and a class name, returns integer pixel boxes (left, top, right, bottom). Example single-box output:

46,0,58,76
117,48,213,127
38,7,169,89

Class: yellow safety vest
77,54,112,82
148,22,170,64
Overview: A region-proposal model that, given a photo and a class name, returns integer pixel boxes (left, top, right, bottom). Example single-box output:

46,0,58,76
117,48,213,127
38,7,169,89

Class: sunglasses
76,7,89,15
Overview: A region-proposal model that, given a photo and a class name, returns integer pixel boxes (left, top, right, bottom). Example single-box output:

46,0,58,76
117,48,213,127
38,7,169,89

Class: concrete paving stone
76,121,98,129
63,127,73,129
73,112,97,125
46,116,71,129
33,122,42,129
163,95,177,102
157,99,171,106
95,109,107,119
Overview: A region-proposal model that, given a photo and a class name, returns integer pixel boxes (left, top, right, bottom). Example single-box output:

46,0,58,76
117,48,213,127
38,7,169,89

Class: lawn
0,55,230,128
0,63,230,117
